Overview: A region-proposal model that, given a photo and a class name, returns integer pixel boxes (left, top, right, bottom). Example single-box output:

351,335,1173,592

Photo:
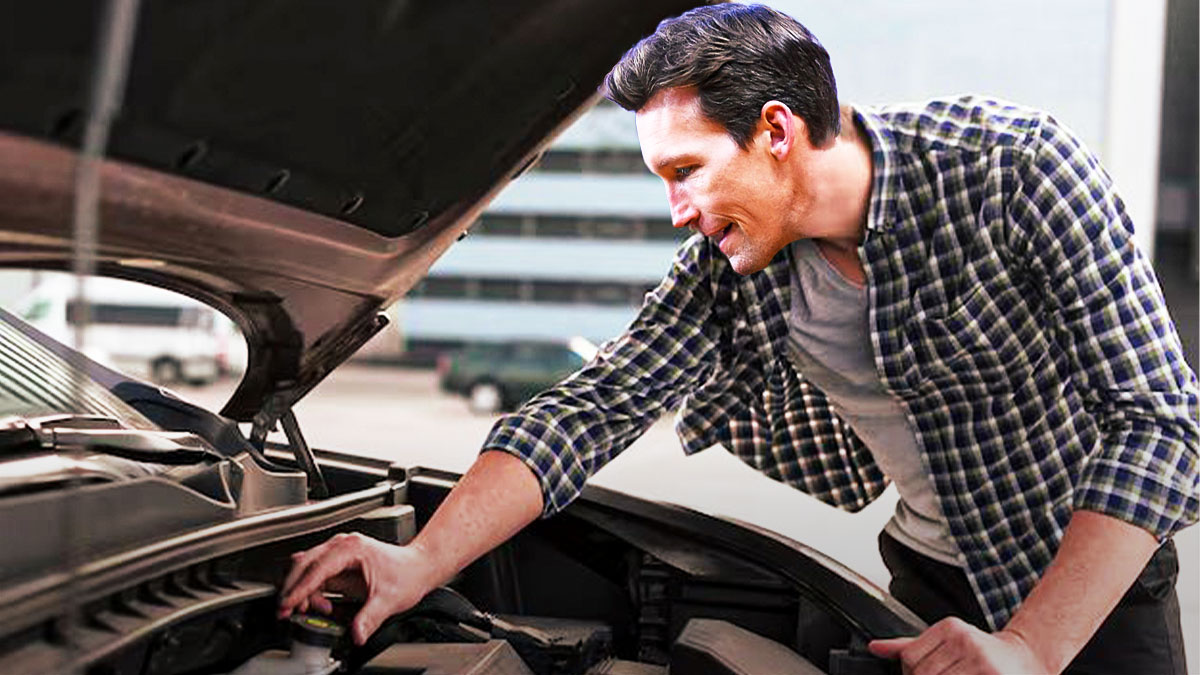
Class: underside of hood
0,0,697,420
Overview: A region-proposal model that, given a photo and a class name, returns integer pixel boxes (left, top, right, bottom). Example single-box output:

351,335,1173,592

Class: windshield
0,307,156,429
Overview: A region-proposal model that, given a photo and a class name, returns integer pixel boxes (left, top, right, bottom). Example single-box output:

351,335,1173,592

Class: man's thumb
352,596,390,646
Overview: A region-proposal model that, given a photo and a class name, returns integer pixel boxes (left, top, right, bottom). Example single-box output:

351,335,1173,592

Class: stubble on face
637,88,798,276
721,221,783,275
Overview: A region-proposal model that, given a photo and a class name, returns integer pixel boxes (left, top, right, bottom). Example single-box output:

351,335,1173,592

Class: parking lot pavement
178,363,1198,671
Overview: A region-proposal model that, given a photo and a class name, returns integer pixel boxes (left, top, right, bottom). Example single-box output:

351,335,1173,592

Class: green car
438,338,596,413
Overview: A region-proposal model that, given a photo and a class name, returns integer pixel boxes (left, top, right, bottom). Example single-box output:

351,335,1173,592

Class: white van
13,273,235,385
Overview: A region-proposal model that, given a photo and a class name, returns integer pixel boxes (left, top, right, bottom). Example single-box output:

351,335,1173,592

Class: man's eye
674,166,696,180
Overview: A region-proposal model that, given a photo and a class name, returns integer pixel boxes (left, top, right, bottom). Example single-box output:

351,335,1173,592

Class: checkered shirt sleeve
1009,117,1199,540
482,236,719,517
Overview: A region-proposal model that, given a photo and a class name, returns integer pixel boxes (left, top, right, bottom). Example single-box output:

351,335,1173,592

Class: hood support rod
249,396,328,499
279,409,329,499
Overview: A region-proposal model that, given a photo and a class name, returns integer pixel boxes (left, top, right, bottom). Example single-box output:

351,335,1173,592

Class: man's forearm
1003,509,1158,673
408,449,544,589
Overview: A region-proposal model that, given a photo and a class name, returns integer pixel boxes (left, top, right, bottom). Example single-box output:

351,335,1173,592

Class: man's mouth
713,223,733,248
695,221,736,252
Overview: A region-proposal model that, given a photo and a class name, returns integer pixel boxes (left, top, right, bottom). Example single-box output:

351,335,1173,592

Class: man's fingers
868,630,942,665
897,625,959,673
870,618,981,675
909,640,962,675
284,551,349,607
281,551,303,591
311,593,333,615
280,544,357,613
869,636,915,658
281,548,321,599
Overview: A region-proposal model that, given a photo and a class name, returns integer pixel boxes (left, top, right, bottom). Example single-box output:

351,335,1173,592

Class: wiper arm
0,414,221,465
50,428,220,465
0,423,39,455
0,413,122,455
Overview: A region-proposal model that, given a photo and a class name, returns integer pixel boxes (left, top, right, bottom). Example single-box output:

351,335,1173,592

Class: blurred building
1154,0,1199,368
394,100,684,364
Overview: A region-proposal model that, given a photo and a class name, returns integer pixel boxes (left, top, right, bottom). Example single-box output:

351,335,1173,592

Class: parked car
12,273,228,385
0,2,921,674
439,337,598,413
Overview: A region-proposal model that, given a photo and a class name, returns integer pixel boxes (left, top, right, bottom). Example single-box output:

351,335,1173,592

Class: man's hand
868,617,1049,675
277,450,545,647
278,533,438,645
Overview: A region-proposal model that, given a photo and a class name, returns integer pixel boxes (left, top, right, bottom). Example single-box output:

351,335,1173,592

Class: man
279,5,1198,673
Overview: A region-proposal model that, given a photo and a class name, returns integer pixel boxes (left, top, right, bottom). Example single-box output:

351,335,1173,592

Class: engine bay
0,450,911,675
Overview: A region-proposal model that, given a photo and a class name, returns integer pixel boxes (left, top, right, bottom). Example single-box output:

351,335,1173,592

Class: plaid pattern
483,96,1199,629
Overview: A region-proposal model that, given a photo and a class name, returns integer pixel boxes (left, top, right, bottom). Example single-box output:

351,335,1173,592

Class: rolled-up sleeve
1009,116,1199,540
481,235,721,517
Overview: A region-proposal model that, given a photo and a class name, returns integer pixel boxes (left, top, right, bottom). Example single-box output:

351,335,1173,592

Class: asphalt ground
178,364,1199,672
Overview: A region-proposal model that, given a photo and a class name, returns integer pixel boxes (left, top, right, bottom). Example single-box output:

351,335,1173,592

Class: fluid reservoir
226,614,343,675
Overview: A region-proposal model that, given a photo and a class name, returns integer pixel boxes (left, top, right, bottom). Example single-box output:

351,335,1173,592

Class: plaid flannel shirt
483,96,1199,629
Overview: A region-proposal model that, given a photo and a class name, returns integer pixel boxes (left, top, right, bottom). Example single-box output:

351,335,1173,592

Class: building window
578,283,634,305
414,276,654,307
477,279,522,301
534,152,584,173
476,214,526,236
644,218,683,240
417,277,471,298
529,281,579,303
533,149,650,176
590,218,639,239
535,216,581,238
588,149,649,174
469,214,686,242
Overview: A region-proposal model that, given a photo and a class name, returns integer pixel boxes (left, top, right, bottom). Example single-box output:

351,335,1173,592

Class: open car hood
0,0,695,420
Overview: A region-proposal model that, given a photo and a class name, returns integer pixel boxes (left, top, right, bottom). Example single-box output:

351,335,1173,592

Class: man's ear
760,100,802,161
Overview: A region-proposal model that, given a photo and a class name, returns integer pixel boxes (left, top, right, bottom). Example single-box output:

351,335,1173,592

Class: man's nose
668,189,699,229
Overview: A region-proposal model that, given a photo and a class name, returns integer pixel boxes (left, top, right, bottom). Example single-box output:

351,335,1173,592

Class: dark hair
605,3,840,148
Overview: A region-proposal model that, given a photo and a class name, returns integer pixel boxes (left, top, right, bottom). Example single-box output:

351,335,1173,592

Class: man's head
604,3,840,149
606,4,857,275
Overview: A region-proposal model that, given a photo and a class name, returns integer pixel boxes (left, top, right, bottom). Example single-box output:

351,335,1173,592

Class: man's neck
807,106,874,283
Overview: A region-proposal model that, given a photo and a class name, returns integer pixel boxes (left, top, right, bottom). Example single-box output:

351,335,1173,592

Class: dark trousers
878,530,1188,675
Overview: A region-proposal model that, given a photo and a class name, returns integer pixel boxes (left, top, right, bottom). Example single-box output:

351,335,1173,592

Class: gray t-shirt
786,239,961,566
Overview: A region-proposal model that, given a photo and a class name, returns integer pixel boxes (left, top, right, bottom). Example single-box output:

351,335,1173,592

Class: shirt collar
852,105,902,233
